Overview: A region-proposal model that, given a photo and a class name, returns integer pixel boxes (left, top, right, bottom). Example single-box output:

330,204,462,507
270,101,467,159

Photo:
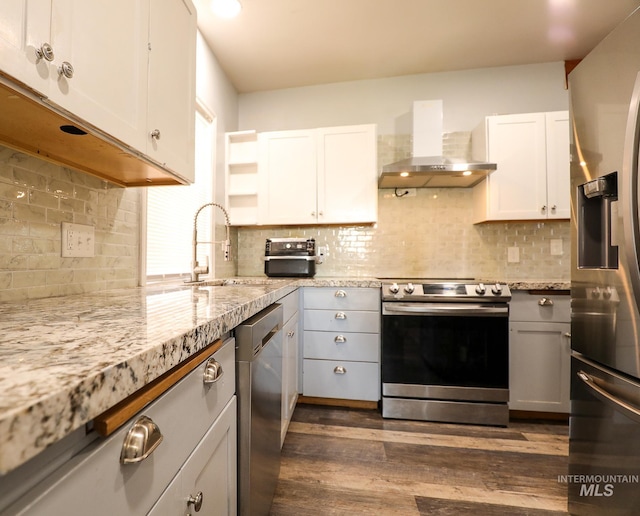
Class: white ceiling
194,0,640,93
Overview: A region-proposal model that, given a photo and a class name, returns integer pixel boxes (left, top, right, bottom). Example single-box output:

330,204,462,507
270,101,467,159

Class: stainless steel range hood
379,156,496,188
379,100,496,188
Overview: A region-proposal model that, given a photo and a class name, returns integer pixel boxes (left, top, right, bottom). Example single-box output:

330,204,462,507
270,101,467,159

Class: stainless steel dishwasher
235,303,283,516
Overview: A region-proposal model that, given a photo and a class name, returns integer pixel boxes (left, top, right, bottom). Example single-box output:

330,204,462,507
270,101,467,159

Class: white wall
238,62,569,134
195,32,240,277
196,31,240,203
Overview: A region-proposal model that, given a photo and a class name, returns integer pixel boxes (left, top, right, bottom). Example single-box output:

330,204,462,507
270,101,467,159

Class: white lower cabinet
2,338,237,516
147,397,237,516
279,290,300,447
509,291,571,413
302,287,380,402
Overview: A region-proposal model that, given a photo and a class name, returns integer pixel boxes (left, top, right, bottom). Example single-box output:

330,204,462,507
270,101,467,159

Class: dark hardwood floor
270,404,569,515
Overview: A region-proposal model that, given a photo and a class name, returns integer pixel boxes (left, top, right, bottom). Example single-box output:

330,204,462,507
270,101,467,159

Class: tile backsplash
0,130,570,303
0,146,140,302
237,133,570,282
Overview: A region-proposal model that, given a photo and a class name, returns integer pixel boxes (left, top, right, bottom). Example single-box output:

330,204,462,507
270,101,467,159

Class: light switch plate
507,247,520,263
61,222,95,257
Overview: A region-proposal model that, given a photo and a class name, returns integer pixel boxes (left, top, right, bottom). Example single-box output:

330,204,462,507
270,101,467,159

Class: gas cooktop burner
381,278,511,302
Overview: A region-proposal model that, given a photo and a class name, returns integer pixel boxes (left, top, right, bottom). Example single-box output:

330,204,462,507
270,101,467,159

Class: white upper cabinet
257,124,378,226
544,111,570,219
146,0,196,182
0,0,150,152
0,0,196,185
472,111,569,222
317,125,378,224
0,0,52,96
47,0,150,152
259,129,318,225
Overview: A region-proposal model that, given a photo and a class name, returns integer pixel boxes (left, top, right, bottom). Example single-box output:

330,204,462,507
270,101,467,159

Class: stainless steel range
381,279,511,426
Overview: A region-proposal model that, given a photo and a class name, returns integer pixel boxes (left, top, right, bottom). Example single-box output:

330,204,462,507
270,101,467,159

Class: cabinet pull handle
564,332,572,338
203,358,224,384
120,415,163,464
150,129,161,141
187,491,204,512
334,365,347,375
58,61,74,79
35,42,54,61
335,289,347,298
538,297,554,306
335,312,347,320
334,335,346,343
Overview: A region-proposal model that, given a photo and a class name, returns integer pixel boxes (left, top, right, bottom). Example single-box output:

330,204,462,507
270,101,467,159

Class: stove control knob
491,283,503,295
404,282,415,294
475,283,486,295
389,283,400,294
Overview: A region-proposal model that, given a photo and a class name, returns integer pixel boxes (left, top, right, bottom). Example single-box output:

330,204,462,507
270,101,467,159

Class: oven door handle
382,302,509,316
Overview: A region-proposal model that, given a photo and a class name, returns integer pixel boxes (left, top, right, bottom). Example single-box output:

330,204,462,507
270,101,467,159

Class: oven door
381,302,509,391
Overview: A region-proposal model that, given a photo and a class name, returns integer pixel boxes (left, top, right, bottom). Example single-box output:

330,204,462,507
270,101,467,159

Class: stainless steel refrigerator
569,6,640,515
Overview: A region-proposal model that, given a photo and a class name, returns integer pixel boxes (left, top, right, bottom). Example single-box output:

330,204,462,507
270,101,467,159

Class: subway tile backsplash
237,133,570,282
0,146,140,302
0,131,570,302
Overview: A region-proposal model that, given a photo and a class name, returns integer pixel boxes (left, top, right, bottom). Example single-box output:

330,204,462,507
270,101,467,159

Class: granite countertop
0,274,565,476
0,277,380,476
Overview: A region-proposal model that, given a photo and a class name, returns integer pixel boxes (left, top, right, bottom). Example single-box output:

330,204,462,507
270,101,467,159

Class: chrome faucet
186,202,231,284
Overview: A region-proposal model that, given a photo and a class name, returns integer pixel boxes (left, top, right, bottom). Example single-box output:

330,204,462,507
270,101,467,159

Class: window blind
146,107,216,280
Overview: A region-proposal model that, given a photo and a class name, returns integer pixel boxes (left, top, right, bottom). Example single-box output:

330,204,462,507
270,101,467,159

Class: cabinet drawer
303,287,380,311
509,291,570,323
7,338,236,516
303,359,379,401
304,309,380,333
279,289,300,323
304,330,379,362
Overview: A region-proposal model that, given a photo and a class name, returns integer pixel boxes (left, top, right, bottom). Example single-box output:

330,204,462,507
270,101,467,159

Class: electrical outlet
507,247,520,263
550,239,563,256
61,222,95,257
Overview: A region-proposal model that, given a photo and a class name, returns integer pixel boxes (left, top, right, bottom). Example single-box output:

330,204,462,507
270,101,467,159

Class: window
145,101,217,282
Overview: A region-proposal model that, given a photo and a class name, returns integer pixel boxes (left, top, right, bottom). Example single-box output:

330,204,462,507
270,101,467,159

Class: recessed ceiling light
211,0,242,18
400,172,409,177
462,171,472,176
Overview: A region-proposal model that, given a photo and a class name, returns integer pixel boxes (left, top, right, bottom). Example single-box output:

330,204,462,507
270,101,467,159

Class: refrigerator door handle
623,71,640,305
578,370,640,424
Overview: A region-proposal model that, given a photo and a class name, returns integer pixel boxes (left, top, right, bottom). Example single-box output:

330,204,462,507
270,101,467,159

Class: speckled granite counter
508,281,570,291
0,277,380,475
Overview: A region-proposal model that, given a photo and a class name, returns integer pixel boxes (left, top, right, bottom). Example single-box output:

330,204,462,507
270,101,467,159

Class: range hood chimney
379,100,496,188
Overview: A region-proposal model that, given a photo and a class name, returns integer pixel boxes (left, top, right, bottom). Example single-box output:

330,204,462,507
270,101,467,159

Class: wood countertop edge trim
93,339,223,436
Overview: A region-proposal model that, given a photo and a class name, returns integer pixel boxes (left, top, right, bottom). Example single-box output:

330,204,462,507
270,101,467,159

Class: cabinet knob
287,330,295,338
551,205,557,213
538,297,554,306
333,365,347,375
58,61,74,79
334,335,346,343
150,129,161,141
564,332,572,339
541,205,547,213
335,290,347,298
35,42,54,62
335,312,347,320
187,491,204,512
120,415,163,464
203,358,224,384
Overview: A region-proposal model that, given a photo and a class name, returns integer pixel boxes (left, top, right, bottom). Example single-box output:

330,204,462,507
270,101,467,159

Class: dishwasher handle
235,303,284,361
